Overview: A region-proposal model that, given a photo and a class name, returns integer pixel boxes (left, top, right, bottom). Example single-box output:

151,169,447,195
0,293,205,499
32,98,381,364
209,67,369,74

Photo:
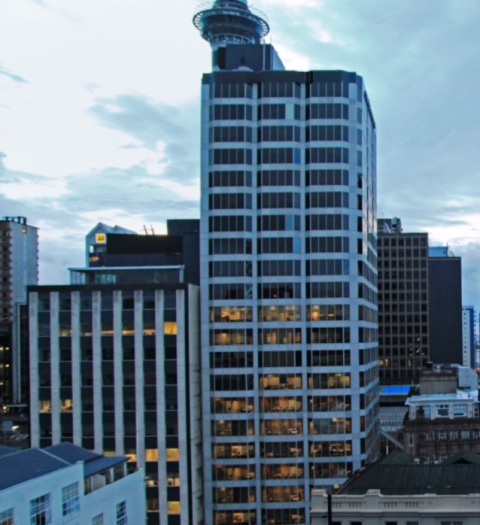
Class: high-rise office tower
428,246,462,366
0,216,38,403
194,2,380,524
377,218,430,384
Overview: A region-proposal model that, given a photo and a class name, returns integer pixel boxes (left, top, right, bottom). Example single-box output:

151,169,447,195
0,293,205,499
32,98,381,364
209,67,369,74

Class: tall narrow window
62,482,80,516
0,509,14,525
30,494,52,525
116,501,127,525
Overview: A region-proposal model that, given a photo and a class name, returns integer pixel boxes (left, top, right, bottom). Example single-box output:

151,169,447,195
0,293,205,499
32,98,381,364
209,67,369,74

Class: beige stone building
311,451,480,525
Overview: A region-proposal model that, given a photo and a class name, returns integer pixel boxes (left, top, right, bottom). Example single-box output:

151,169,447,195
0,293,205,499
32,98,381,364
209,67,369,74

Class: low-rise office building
28,278,202,525
400,365,480,461
28,220,202,525
0,441,145,524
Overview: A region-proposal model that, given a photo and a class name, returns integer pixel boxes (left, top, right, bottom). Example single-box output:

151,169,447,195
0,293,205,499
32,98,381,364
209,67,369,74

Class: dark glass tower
195,3,380,524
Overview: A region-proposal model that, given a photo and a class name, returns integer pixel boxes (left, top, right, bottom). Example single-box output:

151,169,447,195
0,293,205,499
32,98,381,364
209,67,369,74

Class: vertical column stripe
155,290,168,525
92,291,103,453
134,290,145,469
114,290,124,454
50,292,60,443
71,292,82,445
29,292,40,447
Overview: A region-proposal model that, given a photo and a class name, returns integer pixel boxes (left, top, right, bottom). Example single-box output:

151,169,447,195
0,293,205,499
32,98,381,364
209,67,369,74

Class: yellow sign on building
95,233,106,244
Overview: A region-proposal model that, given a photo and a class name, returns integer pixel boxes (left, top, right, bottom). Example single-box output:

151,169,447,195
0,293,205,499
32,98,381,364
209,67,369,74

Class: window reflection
258,305,301,322
39,400,51,413
309,395,351,412
212,444,254,459
259,374,302,390
210,307,253,322
211,330,253,345
307,373,350,389
261,465,304,480
211,397,254,414
164,322,177,335
213,487,255,504
214,511,256,525
309,440,352,457
310,462,352,479
261,442,303,458
262,486,304,502
258,328,301,345
212,420,254,436
263,509,305,525
213,465,255,481
145,449,158,461
167,501,181,515
260,396,302,412
261,419,302,436
167,473,180,486
60,399,72,413
309,418,351,434
307,304,349,321
166,448,179,461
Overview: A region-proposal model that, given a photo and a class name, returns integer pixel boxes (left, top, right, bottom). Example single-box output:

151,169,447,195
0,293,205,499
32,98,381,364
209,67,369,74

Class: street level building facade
195,1,380,524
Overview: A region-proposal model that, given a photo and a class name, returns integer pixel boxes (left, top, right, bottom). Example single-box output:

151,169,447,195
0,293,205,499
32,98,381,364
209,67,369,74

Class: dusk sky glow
2,0,480,306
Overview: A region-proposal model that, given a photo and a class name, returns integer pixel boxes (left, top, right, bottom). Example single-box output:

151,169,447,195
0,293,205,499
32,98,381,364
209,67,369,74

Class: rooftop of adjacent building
429,245,457,258
0,442,127,491
333,449,480,495
378,217,403,234
0,215,38,231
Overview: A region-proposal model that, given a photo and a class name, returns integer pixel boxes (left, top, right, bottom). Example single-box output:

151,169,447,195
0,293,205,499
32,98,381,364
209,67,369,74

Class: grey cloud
0,66,28,84
0,152,6,171
87,93,200,183
65,164,198,218
0,150,199,284
88,94,184,149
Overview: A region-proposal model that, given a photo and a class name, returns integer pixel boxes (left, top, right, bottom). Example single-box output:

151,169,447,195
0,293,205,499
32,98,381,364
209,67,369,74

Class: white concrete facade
200,70,379,525
0,451,145,525
312,488,480,525
28,283,202,525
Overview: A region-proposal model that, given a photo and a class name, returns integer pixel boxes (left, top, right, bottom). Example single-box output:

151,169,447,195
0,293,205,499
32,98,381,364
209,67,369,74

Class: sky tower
193,0,269,49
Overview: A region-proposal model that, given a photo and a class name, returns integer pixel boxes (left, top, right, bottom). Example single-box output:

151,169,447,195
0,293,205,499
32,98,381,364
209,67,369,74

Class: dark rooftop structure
0,442,128,491
0,447,68,490
85,219,200,285
337,450,480,496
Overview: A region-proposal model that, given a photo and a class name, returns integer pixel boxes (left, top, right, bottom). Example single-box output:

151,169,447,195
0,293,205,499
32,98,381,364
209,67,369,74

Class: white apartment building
0,442,145,524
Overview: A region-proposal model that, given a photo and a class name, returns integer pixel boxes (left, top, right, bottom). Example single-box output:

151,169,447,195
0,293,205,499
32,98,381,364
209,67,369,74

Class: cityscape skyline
2,0,480,306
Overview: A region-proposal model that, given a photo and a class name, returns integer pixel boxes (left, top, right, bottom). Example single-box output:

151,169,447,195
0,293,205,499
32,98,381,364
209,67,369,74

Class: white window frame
30,493,52,525
62,482,80,516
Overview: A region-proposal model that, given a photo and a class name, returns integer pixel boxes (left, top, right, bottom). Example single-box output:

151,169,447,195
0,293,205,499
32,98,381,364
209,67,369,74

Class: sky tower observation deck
193,0,269,48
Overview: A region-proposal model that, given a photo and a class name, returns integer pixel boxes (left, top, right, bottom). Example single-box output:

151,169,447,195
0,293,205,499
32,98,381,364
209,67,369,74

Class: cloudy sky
2,0,480,305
